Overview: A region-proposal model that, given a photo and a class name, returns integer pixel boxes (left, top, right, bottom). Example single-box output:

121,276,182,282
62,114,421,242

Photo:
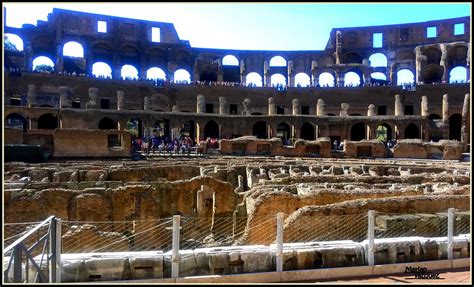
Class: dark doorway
154,119,170,139
37,113,58,130
449,114,462,140
126,118,143,138
204,120,219,139
6,113,28,132
98,117,117,130
252,121,267,139
350,122,366,141
180,120,196,141
404,123,419,139
376,123,393,142
277,122,291,141
301,122,315,140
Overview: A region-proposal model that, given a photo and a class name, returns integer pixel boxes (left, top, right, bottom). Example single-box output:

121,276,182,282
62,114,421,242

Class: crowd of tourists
132,135,196,155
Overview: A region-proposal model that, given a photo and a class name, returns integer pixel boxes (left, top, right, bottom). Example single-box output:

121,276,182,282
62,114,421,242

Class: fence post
49,218,62,283
447,208,454,260
276,212,284,272
13,244,23,282
171,215,181,278
367,210,375,266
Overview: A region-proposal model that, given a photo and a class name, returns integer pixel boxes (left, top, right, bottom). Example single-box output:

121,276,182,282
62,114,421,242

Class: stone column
268,97,276,115
335,71,344,87
421,96,429,116
264,60,271,87
440,44,448,83
415,46,426,84
335,31,342,65
144,96,151,111
117,90,125,111
394,94,403,116
461,94,470,151
25,43,33,71
172,105,179,112
466,43,470,82
368,123,377,139
287,61,295,87
292,99,300,115
87,87,98,109
219,96,227,115
242,98,251,115
442,94,449,122
367,104,376,116
193,59,200,82
55,44,64,73
340,103,350,117
311,61,318,87
217,59,223,83
240,59,246,85
27,84,36,107
197,94,205,113
59,86,72,108
316,99,326,116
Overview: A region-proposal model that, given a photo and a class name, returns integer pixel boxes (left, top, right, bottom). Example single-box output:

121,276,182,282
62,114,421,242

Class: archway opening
4,33,24,51
152,119,170,139
32,56,54,72
350,122,366,141
252,121,267,139
376,123,392,142
222,55,239,66
271,73,286,86
344,71,361,87
421,64,443,84
222,55,240,82
92,62,112,78
37,113,58,130
397,69,415,85
449,66,467,83
98,117,117,130
204,120,219,139
277,122,291,142
63,41,84,58
318,72,335,87
301,122,315,140
180,120,195,141
371,72,387,81
429,114,442,120
449,113,462,140
246,72,262,87
295,73,310,87
5,113,28,132
146,67,167,80
126,118,143,138
269,56,286,67
404,123,419,139
121,64,139,80
174,69,191,83
369,53,388,67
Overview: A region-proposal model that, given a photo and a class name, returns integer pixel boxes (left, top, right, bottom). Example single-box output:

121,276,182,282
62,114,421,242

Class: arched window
146,67,167,80
269,56,286,67
397,69,415,85
344,71,361,86
295,73,310,87
252,121,267,139
37,113,58,130
277,122,291,141
318,72,335,87
174,69,191,83
449,66,467,83
222,55,239,66
121,64,139,80
371,72,387,80
204,120,219,139
63,41,84,58
271,73,286,86
98,117,117,130
368,53,387,67
5,113,28,132
92,62,112,78
246,72,262,87
4,33,24,51
32,56,55,72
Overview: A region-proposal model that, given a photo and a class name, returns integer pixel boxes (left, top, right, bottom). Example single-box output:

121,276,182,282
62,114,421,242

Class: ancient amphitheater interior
3,5,471,284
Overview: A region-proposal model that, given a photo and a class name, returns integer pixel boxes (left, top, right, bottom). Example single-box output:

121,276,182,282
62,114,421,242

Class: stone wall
344,140,387,158
392,139,463,160
4,128,24,144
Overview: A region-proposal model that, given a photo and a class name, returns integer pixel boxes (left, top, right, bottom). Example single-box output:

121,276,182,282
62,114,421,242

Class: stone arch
174,69,191,83
37,113,58,130
344,69,363,86
246,72,263,87
92,62,112,78
32,56,55,72
145,47,167,67
421,64,444,84
397,69,415,85
31,36,55,55
423,47,442,65
90,42,113,62
449,113,462,141
204,120,219,139
447,45,468,69
222,55,239,66
174,50,193,68
269,56,287,67
276,122,291,141
4,33,24,51
121,64,139,80
252,121,268,139
350,122,366,141
318,55,335,66
376,123,393,142
342,52,362,64
147,67,167,80
63,41,84,58
179,120,196,141
152,118,170,139
295,72,311,87
222,55,240,82
271,73,286,86
301,122,315,140
5,113,28,132
404,123,420,139
126,118,143,138
449,66,467,83
318,72,335,87
371,72,387,81
98,117,117,130
368,53,387,67
120,45,140,63
396,50,415,62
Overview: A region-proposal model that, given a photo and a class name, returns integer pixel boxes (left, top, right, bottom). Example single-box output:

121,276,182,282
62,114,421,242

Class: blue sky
3,2,471,50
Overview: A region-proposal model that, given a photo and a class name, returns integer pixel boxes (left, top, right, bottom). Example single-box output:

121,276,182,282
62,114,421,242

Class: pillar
415,46,426,84
55,44,64,73
217,59,223,83
193,59,200,82
287,61,295,87
316,99,326,116
242,98,251,115
268,97,276,115
264,60,271,87
340,103,350,117
292,99,300,115
335,71,344,87
59,86,72,108
421,96,429,116
394,94,403,116
311,61,318,87
335,31,342,65
461,94,470,151
219,96,227,115
117,90,125,110
442,94,449,122
367,104,376,117
172,105,179,112
368,123,377,139
27,84,36,107
440,44,448,83
86,87,98,109
197,94,205,113
240,59,246,85
144,96,151,111
466,44,470,82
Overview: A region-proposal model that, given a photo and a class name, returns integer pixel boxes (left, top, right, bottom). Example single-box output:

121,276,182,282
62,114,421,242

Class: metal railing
3,216,61,283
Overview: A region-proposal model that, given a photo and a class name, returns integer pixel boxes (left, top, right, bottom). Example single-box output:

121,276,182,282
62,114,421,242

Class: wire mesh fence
4,221,44,249
374,212,449,238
